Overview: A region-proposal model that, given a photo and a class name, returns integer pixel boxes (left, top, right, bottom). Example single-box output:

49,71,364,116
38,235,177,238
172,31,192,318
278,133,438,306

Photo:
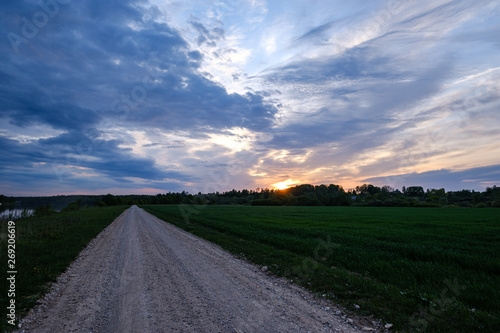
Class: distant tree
382,185,394,193
81,182,500,209
62,199,82,212
34,204,56,217
355,184,369,195
251,199,281,206
291,195,321,206
102,194,118,206
289,184,316,197
355,184,381,196
426,188,447,204
404,186,424,197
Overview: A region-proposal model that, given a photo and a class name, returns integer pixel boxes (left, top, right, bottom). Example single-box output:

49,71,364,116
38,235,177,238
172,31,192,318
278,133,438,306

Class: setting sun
272,179,298,190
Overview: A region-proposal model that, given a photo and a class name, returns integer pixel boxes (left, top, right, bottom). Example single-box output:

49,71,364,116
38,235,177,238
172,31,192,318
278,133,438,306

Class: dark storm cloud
0,131,188,183
0,136,47,169
0,0,278,193
1,0,277,133
123,72,277,131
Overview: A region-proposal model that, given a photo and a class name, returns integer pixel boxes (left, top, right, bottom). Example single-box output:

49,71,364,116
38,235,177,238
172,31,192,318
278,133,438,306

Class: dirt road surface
19,206,378,332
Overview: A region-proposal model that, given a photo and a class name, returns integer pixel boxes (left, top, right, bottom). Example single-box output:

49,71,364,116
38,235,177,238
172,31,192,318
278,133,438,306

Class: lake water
0,209,34,220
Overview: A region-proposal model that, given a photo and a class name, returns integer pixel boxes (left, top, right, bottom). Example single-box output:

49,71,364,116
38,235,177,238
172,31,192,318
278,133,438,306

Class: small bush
34,204,56,217
413,202,440,208
251,199,282,206
62,200,81,212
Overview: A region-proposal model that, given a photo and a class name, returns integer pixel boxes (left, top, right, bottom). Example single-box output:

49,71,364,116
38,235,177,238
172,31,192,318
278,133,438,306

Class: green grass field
0,206,128,331
142,205,500,332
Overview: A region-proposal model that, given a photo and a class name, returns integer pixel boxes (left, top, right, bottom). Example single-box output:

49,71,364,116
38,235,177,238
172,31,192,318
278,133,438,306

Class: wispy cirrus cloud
252,0,500,189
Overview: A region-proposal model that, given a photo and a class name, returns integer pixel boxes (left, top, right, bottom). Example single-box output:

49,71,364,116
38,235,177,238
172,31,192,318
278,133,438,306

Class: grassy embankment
0,206,128,331
142,205,500,332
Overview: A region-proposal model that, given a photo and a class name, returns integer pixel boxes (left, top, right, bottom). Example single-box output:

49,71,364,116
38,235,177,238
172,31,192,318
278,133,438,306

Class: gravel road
19,206,378,332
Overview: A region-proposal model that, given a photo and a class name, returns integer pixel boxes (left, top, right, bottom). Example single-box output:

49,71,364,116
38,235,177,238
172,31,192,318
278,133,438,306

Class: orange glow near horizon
272,179,298,190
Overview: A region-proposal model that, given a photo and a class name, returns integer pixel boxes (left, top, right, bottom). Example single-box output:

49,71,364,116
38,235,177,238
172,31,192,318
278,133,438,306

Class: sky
1,0,500,196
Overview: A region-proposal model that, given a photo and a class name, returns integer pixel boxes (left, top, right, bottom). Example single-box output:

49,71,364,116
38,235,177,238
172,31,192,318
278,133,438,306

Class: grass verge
142,205,500,332
0,205,128,331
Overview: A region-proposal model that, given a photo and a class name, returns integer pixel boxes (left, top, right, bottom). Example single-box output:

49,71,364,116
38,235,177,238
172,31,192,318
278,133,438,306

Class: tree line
2,184,499,211
93,184,500,208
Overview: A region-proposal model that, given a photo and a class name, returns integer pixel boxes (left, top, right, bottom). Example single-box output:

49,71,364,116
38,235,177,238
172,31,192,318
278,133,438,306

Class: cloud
1,0,499,195
260,45,454,152
295,20,338,43
246,0,500,191
364,164,500,191
189,19,225,47
0,0,280,195
0,129,190,189
1,0,278,132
